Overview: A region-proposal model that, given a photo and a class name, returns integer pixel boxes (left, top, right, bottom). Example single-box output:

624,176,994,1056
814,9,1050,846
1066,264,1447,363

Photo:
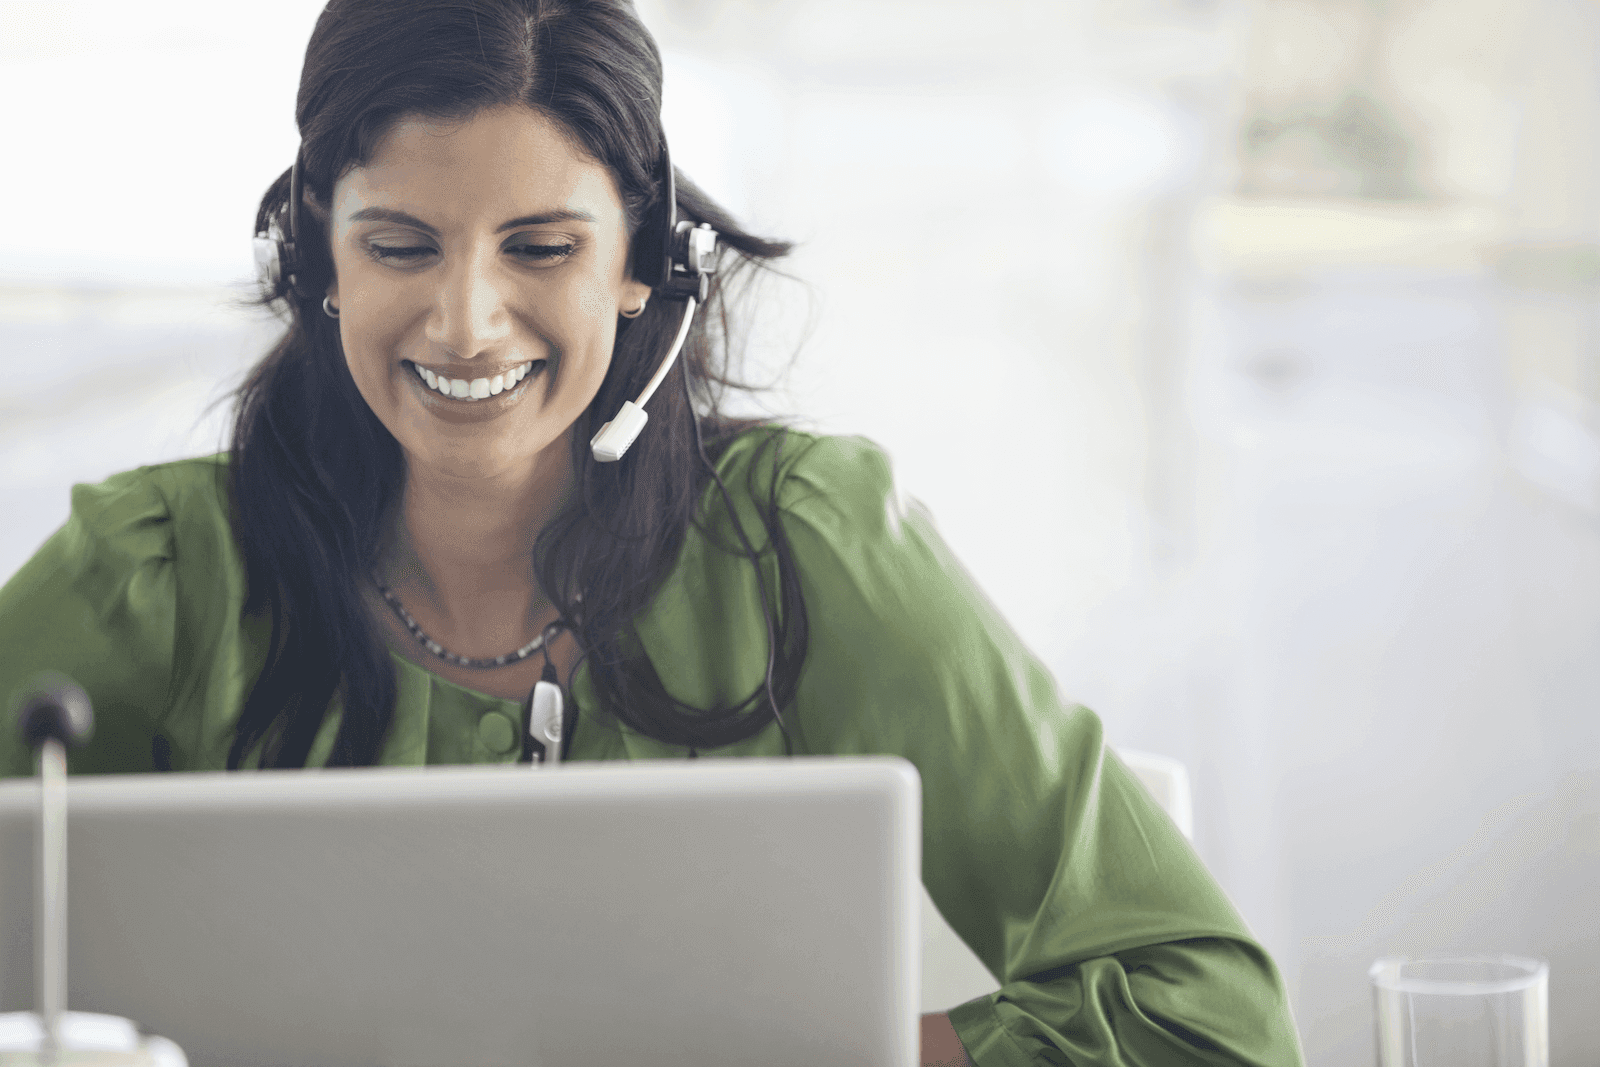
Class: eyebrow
347,207,598,235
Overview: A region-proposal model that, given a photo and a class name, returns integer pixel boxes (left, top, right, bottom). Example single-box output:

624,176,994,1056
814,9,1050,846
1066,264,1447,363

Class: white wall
0,0,322,284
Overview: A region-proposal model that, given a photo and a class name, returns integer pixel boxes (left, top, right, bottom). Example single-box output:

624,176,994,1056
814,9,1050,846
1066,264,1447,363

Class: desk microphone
0,675,186,1066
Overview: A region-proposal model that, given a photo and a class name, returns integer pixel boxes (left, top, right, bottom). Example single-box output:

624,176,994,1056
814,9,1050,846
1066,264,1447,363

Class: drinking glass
1370,956,1548,1067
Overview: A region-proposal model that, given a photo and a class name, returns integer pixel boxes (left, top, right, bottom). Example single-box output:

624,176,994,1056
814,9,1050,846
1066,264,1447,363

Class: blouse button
477,711,519,755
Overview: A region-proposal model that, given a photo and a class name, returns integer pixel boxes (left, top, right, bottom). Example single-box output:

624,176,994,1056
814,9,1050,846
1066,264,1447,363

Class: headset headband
287,147,303,282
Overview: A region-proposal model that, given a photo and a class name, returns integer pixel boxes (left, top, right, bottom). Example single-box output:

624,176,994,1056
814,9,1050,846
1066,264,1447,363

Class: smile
409,359,539,401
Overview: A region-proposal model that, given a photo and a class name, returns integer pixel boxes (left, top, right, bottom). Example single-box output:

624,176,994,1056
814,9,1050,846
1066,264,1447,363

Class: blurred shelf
1192,196,1506,276
0,280,270,328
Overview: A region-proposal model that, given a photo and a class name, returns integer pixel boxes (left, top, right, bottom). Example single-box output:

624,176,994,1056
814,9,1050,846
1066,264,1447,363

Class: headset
590,144,720,462
251,140,719,464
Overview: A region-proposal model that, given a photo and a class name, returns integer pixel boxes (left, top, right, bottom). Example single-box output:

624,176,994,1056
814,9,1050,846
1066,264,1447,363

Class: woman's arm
627,429,1303,1064
772,435,1304,1066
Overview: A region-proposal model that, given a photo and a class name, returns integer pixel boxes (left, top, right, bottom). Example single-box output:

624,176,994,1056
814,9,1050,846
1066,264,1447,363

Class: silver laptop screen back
0,757,921,1067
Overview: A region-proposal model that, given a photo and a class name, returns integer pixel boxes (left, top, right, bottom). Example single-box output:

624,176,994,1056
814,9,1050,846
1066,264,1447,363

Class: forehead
333,105,625,224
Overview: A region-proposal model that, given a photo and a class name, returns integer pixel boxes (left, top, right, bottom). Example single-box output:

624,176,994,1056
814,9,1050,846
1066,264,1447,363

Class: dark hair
227,0,808,768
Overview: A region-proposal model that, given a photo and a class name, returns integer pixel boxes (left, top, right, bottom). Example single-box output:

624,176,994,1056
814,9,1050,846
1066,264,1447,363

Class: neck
378,431,577,627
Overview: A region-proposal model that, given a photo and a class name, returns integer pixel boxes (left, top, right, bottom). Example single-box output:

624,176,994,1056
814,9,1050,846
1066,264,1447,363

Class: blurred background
2,0,1597,1062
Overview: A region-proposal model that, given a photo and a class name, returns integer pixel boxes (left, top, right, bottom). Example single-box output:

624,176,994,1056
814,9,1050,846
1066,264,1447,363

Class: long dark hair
227,0,808,768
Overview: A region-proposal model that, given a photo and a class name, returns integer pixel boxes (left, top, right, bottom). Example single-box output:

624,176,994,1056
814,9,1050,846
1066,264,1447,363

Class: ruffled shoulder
679,427,900,544
0,455,235,776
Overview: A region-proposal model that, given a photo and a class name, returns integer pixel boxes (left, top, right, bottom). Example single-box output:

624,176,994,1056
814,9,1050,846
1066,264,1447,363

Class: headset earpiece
252,150,306,300
591,138,719,463
631,143,677,290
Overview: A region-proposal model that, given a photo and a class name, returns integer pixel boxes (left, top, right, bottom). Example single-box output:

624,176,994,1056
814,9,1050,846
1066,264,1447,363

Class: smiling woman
0,1,1306,1065
227,0,807,754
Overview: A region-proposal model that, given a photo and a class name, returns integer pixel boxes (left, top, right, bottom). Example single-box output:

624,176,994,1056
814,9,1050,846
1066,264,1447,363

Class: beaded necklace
373,577,549,670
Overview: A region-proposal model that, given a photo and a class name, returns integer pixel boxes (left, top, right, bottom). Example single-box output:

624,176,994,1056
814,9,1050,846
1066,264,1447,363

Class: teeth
411,361,535,401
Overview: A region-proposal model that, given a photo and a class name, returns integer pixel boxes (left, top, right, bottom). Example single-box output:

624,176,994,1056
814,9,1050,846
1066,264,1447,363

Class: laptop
0,757,922,1067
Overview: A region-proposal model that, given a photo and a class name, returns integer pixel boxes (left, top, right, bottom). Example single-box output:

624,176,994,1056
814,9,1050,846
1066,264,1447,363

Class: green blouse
0,429,1303,1067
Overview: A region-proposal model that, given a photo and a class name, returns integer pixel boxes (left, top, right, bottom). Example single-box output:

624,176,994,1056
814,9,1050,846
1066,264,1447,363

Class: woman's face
323,105,651,479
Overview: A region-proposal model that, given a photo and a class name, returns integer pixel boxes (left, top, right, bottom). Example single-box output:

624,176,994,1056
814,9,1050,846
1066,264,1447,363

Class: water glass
1370,956,1548,1067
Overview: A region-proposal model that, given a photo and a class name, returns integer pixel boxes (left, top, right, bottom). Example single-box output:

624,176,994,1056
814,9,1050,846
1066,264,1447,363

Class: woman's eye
511,243,575,262
367,244,434,263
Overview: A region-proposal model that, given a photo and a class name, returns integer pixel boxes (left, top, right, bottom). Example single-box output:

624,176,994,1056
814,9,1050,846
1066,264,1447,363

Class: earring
322,295,340,319
619,298,647,319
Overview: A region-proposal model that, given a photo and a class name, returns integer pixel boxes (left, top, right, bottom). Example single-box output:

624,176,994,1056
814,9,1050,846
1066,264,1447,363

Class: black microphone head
15,673,94,750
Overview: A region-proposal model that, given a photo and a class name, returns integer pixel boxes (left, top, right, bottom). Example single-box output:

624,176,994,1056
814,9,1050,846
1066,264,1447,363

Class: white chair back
1112,747,1194,841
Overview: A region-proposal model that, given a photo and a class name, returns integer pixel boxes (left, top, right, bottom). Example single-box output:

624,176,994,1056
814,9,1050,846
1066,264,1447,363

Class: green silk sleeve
0,466,183,778
766,435,1305,1066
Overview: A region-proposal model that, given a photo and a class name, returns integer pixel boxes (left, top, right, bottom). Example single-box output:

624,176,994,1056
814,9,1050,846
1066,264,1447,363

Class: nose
423,248,514,359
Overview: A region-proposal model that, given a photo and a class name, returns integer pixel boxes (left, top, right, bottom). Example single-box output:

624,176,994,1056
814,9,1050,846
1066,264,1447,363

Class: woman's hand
920,1012,975,1066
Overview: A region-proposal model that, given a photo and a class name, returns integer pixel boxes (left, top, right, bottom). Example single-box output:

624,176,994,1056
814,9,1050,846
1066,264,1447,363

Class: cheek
575,231,633,322
553,274,624,375
574,277,616,323
332,256,416,379
339,310,405,393
553,311,618,413
333,313,414,435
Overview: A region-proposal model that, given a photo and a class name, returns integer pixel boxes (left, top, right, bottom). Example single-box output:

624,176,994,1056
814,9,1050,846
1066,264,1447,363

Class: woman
0,1,1305,1064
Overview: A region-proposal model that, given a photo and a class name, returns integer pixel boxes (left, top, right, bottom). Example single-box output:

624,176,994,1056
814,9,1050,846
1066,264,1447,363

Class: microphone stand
35,734,68,1063
18,676,90,1066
